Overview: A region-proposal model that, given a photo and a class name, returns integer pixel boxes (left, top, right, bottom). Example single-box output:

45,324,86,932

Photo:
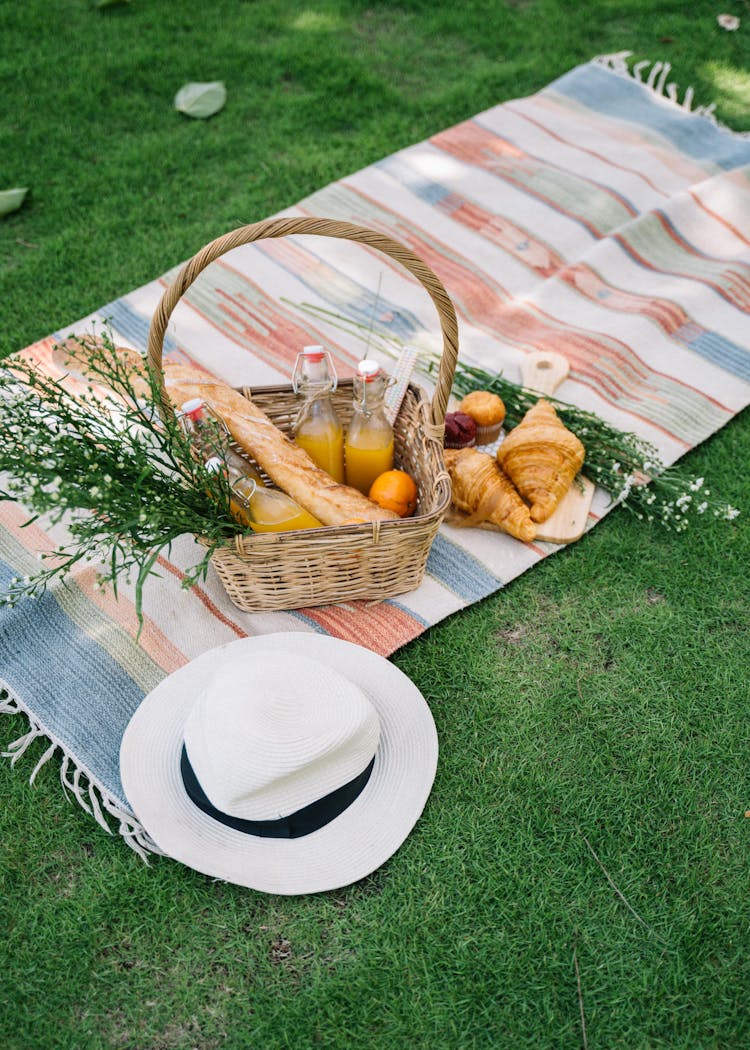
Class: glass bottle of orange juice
204,456,322,533
292,346,345,483
344,360,394,495
179,399,321,532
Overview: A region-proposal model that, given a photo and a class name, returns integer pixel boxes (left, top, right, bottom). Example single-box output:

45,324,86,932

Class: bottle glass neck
293,350,338,395
353,373,387,416
223,461,256,508
299,366,333,395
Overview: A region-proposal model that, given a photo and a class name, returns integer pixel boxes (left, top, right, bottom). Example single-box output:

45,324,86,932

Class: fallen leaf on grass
174,81,227,119
0,187,28,218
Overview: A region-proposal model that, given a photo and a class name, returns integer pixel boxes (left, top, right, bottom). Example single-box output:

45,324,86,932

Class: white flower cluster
615,462,740,531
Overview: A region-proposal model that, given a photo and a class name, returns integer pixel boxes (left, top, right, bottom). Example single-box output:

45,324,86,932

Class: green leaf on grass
0,187,28,218
174,81,226,119
95,0,130,8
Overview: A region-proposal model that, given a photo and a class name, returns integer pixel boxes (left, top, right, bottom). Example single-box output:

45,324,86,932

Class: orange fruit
368,469,418,518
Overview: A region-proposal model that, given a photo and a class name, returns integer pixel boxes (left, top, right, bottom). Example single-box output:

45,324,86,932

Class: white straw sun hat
120,633,438,895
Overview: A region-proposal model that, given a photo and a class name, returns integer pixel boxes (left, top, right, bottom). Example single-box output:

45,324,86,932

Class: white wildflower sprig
0,331,247,623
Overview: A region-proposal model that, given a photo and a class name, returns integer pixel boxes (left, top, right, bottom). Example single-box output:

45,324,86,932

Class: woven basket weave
146,216,459,613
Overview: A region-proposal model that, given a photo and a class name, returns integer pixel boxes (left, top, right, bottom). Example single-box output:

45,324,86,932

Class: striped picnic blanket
2,53,750,855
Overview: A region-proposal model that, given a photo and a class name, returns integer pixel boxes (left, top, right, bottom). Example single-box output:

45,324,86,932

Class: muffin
443,412,477,449
457,390,506,445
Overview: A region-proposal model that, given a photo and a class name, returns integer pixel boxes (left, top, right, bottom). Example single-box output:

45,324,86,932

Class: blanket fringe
0,683,164,863
593,51,750,140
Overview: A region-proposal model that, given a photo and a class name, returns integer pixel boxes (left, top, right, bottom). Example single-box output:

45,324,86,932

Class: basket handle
146,216,458,431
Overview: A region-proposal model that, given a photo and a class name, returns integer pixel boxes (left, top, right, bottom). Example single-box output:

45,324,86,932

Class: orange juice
345,360,395,494
205,455,322,532
292,345,345,482
295,423,345,483
344,435,394,495
244,488,322,532
228,494,255,529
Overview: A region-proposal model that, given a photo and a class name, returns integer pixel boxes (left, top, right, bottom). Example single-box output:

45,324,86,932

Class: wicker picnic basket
146,216,459,613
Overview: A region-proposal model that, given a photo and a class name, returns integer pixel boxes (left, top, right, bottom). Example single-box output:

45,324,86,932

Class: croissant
497,399,584,523
444,448,536,543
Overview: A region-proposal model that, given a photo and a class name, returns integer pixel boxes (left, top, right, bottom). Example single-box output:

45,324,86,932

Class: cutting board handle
520,351,570,396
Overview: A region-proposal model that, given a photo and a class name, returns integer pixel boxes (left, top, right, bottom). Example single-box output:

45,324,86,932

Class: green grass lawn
2,2,750,1047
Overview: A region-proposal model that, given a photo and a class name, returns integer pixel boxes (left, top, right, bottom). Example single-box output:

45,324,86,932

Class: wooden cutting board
519,351,595,544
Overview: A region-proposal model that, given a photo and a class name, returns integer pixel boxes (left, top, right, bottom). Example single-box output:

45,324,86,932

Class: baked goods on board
443,411,477,449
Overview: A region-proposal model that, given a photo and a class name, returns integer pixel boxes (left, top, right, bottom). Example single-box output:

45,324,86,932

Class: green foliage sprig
0,333,243,620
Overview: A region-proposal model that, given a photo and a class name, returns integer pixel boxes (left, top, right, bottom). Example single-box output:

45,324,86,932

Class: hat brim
120,633,438,894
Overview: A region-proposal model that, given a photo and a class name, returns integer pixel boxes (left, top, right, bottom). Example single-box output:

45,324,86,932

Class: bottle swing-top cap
180,397,205,421
357,360,381,382
178,398,232,442
292,345,338,393
204,456,224,474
